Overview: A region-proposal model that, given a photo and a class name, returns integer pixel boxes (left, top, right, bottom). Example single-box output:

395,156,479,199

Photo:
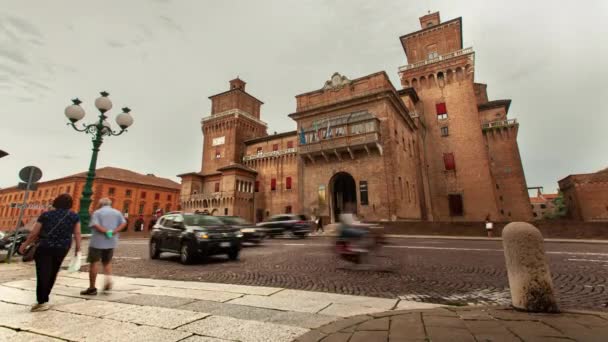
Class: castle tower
398,13,497,221
398,12,532,221
201,78,268,175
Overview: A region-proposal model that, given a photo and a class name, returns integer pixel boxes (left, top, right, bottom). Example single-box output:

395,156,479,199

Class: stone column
502,222,559,313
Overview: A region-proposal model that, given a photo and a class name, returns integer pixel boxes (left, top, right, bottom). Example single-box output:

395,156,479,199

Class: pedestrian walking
134,215,145,232
485,214,494,238
316,215,324,234
80,198,126,296
19,194,82,312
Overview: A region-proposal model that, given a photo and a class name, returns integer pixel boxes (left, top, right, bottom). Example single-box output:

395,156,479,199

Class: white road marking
567,258,608,263
283,243,307,246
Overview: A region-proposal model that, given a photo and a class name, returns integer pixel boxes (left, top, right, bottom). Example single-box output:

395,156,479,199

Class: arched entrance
329,172,357,222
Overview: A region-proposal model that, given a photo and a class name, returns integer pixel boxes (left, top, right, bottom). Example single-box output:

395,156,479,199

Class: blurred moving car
256,214,312,238
217,216,267,244
149,213,242,264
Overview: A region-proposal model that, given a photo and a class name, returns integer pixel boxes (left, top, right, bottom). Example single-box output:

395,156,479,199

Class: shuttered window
214,182,220,192
254,181,260,192
436,102,448,120
287,141,293,148
273,144,279,151
286,177,292,190
271,178,277,191
443,153,456,170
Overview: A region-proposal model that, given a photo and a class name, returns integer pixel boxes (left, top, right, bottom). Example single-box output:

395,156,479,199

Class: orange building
0,167,180,233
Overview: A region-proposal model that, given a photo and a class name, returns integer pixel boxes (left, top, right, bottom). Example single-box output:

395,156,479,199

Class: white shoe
31,303,50,312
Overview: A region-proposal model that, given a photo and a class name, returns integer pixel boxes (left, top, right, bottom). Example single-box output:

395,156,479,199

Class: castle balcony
398,47,474,72
482,119,518,132
243,148,297,162
298,130,382,162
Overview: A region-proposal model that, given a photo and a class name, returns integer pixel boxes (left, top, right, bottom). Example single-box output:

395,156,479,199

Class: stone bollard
502,222,559,313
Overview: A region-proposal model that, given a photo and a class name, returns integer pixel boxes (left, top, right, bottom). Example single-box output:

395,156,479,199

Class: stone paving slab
178,315,308,342
272,289,398,310
0,327,63,341
133,285,244,302
229,294,330,313
297,307,608,342
266,311,339,329
180,335,232,342
318,303,387,317
53,299,138,317
0,304,192,341
0,285,84,306
106,305,209,329
128,278,283,296
179,299,287,322
117,294,199,308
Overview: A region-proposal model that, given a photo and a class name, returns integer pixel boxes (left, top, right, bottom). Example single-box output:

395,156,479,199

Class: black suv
256,214,312,238
217,216,267,244
149,213,242,264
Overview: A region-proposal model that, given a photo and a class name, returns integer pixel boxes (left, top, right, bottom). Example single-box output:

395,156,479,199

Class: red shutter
255,181,260,192
286,177,292,190
214,182,220,192
436,102,447,115
287,141,293,148
443,153,456,170
271,178,277,191
273,144,279,151
257,147,262,153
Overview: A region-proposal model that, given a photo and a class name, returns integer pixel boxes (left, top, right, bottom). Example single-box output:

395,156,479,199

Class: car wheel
284,230,295,239
149,239,161,259
227,248,240,261
180,242,196,265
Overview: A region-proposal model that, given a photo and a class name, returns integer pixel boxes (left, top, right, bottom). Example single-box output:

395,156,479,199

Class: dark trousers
34,246,69,304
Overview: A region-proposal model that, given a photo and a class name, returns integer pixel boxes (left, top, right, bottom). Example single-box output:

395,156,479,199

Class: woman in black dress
19,193,82,312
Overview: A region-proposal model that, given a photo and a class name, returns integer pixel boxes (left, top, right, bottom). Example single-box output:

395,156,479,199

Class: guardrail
399,47,474,72
299,131,379,154
243,148,297,161
482,119,518,130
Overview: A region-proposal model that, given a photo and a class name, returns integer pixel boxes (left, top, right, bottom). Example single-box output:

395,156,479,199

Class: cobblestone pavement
84,237,608,312
296,306,608,342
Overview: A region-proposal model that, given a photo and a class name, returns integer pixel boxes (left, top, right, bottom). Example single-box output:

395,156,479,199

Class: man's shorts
87,247,114,264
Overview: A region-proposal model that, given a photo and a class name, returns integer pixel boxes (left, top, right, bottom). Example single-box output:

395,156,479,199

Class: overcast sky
1,0,607,195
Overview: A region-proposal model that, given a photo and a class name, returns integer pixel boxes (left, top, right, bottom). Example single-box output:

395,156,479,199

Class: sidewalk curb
308,234,608,244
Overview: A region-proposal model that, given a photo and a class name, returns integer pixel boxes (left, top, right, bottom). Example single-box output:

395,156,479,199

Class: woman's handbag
22,213,69,262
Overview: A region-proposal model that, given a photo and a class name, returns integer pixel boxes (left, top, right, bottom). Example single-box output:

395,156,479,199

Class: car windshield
222,217,250,225
183,215,224,226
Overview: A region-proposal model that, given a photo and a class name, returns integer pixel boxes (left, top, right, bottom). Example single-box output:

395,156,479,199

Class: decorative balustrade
482,119,518,131
398,47,474,72
243,147,297,162
298,131,380,155
201,109,267,126
181,191,231,202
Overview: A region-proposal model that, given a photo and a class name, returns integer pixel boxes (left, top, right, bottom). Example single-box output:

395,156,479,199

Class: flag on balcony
325,119,332,139
299,127,306,144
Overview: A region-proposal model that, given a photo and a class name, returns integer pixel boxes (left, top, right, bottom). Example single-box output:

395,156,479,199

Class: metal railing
201,109,267,126
243,148,297,162
298,131,380,154
482,119,518,130
399,47,474,72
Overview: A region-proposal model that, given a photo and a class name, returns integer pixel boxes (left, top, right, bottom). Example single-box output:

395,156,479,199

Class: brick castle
178,12,533,223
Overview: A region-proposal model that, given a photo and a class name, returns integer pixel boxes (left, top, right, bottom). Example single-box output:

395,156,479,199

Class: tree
543,191,567,219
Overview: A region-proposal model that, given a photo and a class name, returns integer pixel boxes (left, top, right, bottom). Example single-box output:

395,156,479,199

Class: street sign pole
7,166,42,263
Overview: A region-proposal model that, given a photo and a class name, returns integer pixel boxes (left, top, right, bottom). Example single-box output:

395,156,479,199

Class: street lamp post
65,91,134,234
